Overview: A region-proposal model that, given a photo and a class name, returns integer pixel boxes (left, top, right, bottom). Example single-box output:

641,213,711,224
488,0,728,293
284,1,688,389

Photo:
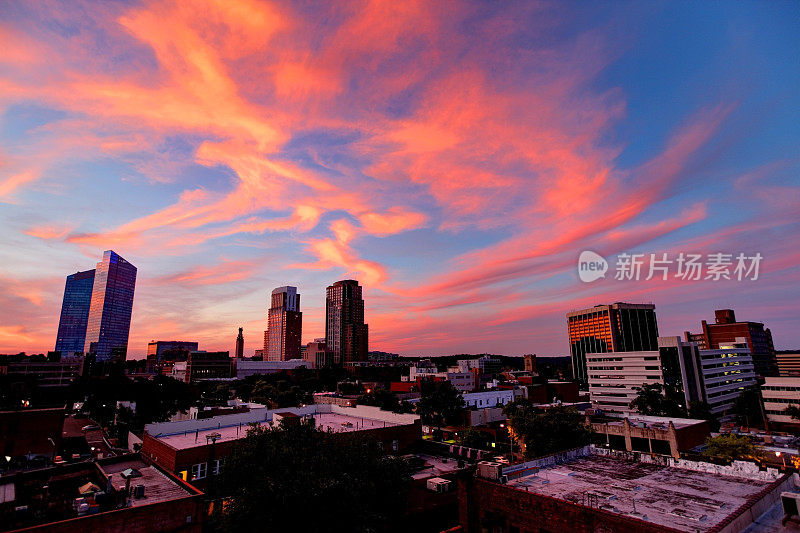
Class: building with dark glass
326,280,369,365
567,302,658,385
146,340,198,372
265,286,302,361
84,250,137,362
54,269,95,355
684,308,777,377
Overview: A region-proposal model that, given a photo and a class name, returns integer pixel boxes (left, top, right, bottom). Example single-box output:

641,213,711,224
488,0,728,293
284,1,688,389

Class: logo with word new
578,251,608,282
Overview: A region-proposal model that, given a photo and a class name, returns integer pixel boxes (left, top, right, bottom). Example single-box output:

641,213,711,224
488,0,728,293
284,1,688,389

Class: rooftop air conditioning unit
477,461,503,480
134,485,145,499
426,477,452,493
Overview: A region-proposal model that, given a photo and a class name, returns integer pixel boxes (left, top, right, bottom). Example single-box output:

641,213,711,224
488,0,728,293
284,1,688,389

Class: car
81,425,100,432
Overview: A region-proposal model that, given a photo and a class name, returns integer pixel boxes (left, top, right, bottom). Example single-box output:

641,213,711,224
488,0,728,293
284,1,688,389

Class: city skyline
1,2,798,357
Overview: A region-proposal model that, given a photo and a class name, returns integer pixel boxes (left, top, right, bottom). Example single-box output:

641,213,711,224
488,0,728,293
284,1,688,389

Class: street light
776,451,786,468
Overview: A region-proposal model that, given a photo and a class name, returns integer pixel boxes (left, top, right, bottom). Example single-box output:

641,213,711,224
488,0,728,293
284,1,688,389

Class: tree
210,420,411,533
503,402,590,459
689,401,721,432
457,427,492,450
731,386,765,427
784,404,800,422
629,383,683,417
416,380,464,429
701,433,765,462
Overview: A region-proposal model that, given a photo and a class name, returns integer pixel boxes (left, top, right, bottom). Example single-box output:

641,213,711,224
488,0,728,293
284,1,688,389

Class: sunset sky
1,1,798,358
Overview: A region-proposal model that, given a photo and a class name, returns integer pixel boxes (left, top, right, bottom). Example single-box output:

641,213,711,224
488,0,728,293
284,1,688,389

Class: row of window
191,459,221,480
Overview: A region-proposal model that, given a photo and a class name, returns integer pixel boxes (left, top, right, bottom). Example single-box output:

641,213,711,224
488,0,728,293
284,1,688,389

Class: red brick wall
13,493,204,533
458,476,683,533
0,407,64,457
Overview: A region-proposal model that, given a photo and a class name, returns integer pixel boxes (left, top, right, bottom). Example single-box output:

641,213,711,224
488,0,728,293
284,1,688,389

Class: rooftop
156,412,401,450
591,414,708,430
507,454,773,532
101,458,192,507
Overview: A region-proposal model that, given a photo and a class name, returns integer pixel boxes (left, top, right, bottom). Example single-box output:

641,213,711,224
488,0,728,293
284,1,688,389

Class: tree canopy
628,383,683,417
416,380,464,427
731,386,765,427
503,401,590,459
701,433,765,462
211,421,411,533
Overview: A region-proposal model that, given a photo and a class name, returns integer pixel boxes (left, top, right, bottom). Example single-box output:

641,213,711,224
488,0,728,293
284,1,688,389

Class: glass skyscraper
84,250,137,362
54,269,96,355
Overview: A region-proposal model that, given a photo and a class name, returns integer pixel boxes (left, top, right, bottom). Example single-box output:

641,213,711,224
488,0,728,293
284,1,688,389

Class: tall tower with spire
235,327,244,359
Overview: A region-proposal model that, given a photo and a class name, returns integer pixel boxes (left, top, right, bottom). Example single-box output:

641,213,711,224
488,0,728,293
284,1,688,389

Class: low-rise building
0,454,204,532
0,407,65,461
236,358,312,378
761,377,800,427
589,414,710,459
0,354,84,387
777,352,800,377
141,404,421,490
171,351,234,383
459,445,795,533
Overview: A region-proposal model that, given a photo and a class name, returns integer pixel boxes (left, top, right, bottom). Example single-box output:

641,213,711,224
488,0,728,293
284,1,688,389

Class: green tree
701,433,765,462
416,380,464,428
689,401,721,432
629,383,683,417
211,421,411,533
503,402,590,459
358,388,401,412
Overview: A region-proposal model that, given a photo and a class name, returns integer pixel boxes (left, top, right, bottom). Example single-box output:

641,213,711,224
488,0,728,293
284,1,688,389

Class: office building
54,269,95,355
588,415,710,459
265,286,302,361
761,377,800,428
567,303,659,384
684,308,777,377
235,327,244,359
326,280,368,365
172,351,233,383
146,341,198,373
587,336,756,415
777,353,800,377
84,250,137,362
236,359,313,378
0,354,84,387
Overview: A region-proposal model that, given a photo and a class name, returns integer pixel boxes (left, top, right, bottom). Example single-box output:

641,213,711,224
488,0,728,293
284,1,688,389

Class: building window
212,459,221,476
392,439,399,452
191,462,207,480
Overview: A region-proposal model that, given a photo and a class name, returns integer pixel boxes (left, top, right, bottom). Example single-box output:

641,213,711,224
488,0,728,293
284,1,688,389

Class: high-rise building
567,303,659,385
54,269,95,355
325,280,368,365
266,286,302,361
84,250,137,362
587,336,756,415
235,327,244,359
684,309,777,377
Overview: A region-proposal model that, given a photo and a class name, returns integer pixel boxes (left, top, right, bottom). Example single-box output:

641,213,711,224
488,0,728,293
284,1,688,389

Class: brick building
0,454,203,532
0,407,65,460
141,404,420,491
458,446,795,533
684,308,777,377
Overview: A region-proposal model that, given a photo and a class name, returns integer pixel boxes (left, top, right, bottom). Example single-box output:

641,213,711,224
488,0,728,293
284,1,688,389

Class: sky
0,0,798,359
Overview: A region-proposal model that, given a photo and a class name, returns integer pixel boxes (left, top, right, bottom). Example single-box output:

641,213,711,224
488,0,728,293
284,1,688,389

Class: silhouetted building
684,308,777,377
180,351,233,383
84,251,137,362
0,354,84,387
54,269,95,356
305,338,331,368
523,354,537,373
326,280,369,365
266,286,302,361
567,303,659,385
235,327,244,359
146,341,198,373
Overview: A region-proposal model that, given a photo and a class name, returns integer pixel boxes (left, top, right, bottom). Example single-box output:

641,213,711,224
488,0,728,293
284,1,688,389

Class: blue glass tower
54,269,95,354
85,250,137,362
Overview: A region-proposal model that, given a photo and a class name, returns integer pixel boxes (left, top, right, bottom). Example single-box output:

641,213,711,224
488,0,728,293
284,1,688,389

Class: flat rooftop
101,458,192,507
157,412,401,450
592,414,707,430
507,454,771,532
408,453,463,481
